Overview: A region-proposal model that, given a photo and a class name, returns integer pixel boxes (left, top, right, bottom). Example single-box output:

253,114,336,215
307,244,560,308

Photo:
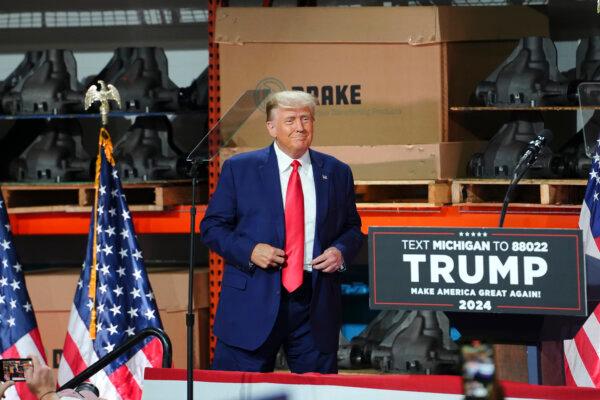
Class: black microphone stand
186,160,203,400
498,144,545,228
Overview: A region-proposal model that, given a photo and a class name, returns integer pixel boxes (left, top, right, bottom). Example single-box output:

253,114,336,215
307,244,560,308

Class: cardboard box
215,7,547,148
221,141,486,180
26,268,210,370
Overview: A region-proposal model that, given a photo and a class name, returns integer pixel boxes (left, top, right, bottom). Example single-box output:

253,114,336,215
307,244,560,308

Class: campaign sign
369,227,586,316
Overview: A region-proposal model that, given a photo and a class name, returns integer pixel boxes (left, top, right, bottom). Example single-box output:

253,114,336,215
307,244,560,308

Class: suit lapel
310,149,330,256
259,145,285,247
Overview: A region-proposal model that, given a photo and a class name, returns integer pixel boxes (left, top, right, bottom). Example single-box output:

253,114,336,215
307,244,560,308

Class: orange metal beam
8,205,580,236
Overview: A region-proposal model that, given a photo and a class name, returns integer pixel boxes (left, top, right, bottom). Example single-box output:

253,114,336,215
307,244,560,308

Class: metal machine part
1,49,82,115
88,47,180,112
476,37,571,107
10,119,91,182
338,310,459,374
0,51,43,103
113,116,186,181
577,36,600,81
179,68,208,111
560,131,593,179
468,119,565,179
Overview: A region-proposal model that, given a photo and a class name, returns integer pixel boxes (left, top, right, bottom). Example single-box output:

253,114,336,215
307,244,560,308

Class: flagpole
84,81,122,339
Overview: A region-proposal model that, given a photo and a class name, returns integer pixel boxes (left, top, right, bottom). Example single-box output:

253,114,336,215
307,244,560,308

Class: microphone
514,129,553,175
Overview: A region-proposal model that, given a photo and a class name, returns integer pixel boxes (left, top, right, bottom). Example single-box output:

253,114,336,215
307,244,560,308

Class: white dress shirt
273,141,316,272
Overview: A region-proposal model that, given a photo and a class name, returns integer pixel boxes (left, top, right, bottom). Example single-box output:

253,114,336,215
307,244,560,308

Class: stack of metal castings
338,310,460,374
10,119,91,182
1,50,82,115
113,116,186,181
87,47,180,112
476,37,572,107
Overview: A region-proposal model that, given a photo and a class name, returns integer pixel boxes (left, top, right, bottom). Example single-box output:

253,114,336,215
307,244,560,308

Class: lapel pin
322,174,328,180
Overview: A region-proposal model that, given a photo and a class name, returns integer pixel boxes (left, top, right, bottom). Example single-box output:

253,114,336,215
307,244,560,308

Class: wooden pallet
451,179,587,206
0,180,206,213
354,180,451,208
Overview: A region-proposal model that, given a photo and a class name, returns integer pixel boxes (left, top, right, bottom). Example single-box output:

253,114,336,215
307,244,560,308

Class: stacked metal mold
338,310,460,374
0,47,208,183
469,36,600,179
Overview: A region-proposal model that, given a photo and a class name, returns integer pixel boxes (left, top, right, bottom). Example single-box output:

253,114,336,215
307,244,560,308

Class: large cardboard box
215,7,546,179
26,268,210,371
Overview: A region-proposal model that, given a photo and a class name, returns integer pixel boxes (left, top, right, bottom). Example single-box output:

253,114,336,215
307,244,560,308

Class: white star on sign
125,326,135,336
97,303,105,314
111,189,118,198
119,249,128,259
23,302,32,312
1,259,7,268
0,277,7,287
120,229,130,240
0,295,5,304
116,266,126,277
101,264,111,275
104,342,115,352
87,299,94,310
112,170,119,180
99,185,106,195
3,224,9,232
9,299,16,309
109,208,117,217
145,291,155,301
7,317,15,327
98,205,104,216
0,240,11,250
12,263,21,272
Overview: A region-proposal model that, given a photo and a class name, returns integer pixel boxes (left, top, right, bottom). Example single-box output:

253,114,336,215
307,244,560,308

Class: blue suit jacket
200,144,363,353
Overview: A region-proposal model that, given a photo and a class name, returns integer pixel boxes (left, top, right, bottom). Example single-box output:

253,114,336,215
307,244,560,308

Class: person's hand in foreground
24,356,58,400
0,380,14,398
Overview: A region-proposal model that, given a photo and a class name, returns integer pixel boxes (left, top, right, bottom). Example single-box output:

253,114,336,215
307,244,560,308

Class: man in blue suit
201,90,363,373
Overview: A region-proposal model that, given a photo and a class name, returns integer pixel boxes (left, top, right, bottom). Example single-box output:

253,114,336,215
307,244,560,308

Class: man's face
266,106,314,159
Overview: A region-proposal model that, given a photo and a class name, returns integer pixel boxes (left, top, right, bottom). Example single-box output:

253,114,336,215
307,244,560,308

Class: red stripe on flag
109,363,143,400
594,236,600,256
141,338,163,368
62,333,89,376
28,328,47,363
573,328,600,387
565,354,577,386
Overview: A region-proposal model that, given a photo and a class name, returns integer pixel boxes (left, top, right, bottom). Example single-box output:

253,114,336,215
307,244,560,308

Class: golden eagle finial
85,80,122,126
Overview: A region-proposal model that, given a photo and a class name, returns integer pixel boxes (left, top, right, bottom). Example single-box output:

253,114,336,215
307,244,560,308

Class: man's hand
251,243,286,269
312,247,344,273
24,356,57,400
0,381,14,399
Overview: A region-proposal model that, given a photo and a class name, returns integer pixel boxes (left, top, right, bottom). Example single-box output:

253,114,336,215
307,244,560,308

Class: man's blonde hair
265,90,318,121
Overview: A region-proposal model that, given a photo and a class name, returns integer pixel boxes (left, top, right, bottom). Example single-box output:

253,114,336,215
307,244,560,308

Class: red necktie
282,160,304,293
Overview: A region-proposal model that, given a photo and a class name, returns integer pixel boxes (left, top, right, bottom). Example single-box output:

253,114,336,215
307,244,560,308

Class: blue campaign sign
369,227,586,316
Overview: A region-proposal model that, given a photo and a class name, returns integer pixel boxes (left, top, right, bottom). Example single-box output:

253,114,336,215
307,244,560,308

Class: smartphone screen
461,342,496,400
1,358,32,382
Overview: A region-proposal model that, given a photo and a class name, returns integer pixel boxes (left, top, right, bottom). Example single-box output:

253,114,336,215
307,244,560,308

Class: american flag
0,191,46,400
58,130,164,400
564,137,600,387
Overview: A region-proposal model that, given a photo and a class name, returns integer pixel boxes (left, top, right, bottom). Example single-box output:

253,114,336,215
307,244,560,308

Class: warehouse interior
1,0,600,399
